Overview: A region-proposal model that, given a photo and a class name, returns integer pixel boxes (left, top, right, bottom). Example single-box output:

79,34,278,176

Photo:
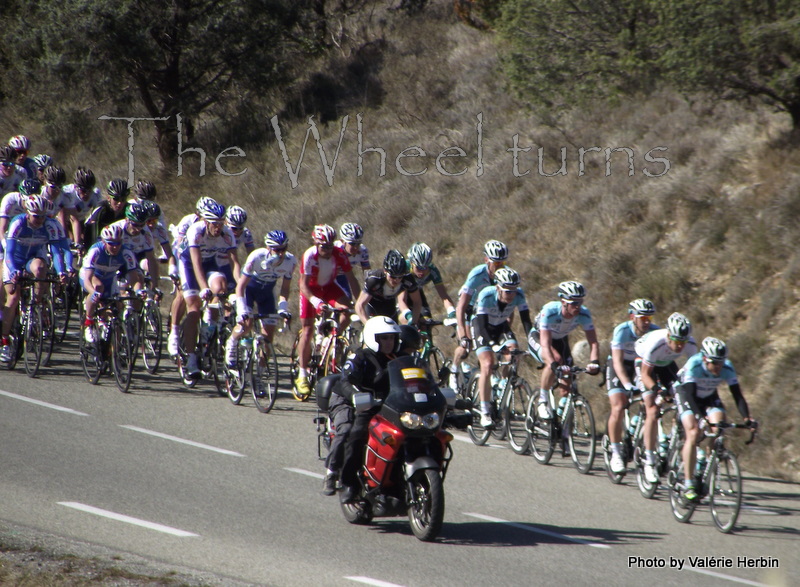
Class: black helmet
0,145,16,163
134,180,157,200
19,178,42,196
74,167,96,190
43,166,66,187
398,325,421,353
383,249,407,278
107,178,130,201
125,202,149,224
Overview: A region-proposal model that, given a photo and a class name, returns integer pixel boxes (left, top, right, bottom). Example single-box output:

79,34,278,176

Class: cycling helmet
101,224,125,243
226,205,248,228
33,154,53,170
312,224,336,245
198,200,225,221
125,202,149,224
8,135,30,152
195,196,218,214
398,324,421,353
43,166,66,187
41,198,55,216
383,249,407,277
19,178,42,196
407,242,433,269
558,280,586,300
0,145,15,163
141,200,161,220
484,239,509,262
107,179,130,200
74,167,96,190
666,312,691,341
133,180,157,200
701,337,727,361
362,315,401,353
629,298,656,316
25,194,47,215
339,222,364,244
495,267,521,290
265,230,289,249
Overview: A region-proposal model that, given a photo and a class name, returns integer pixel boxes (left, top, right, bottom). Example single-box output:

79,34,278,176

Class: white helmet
701,337,727,361
483,239,508,261
666,312,691,341
558,280,586,300
362,316,401,353
629,298,656,316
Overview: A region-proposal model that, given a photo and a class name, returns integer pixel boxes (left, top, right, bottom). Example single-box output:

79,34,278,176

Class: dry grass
1,0,799,481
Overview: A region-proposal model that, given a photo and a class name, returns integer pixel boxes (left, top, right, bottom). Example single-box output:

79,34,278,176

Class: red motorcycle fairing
365,414,405,488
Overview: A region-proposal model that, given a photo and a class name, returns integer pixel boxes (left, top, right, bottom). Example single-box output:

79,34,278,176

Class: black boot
321,473,337,496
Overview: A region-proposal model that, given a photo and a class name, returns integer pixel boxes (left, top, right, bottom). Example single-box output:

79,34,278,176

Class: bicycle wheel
323,335,350,376
111,320,134,393
527,395,556,464
208,335,227,396
506,378,532,455
78,312,103,384
289,331,307,401
23,303,44,378
709,451,742,533
53,283,72,343
667,442,697,523
466,374,491,446
567,396,596,474
41,296,56,367
634,427,659,498
602,434,625,484
251,341,279,413
140,303,163,374
227,345,248,405
427,347,450,387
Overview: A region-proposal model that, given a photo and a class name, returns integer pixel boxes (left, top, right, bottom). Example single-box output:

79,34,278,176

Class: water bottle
556,396,568,418
240,336,253,351
696,448,707,475
658,433,670,458
199,322,209,344
629,414,640,437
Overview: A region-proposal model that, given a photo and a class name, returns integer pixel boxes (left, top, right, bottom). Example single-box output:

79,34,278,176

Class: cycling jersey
335,240,370,273
226,227,255,259
107,219,155,257
635,329,697,367
243,248,297,285
64,184,104,222
458,263,493,304
408,261,445,288
0,169,25,197
3,214,70,278
610,320,660,361
679,354,738,399
301,245,352,288
171,213,199,250
0,192,28,222
533,300,594,340
473,285,529,326
79,241,138,293
179,221,236,263
43,188,75,218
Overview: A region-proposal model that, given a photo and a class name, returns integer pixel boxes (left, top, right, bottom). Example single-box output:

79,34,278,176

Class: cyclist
295,224,359,397
106,202,159,291
32,155,54,184
334,222,371,298
177,200,238,380
223,205,255,289
41,166,75,231
8,135,36,179
606,298,660,474
675,337,755,502
448,239,509,390
404,242,456,320
528,281,601,421
1,179,43,244
79,224,141,343
336,315,402,503
1,195,72,363
0,146,26,197
473,267,532,427
141,201,175,272
167,196,219,357
64,168,103,250
354,249,422,325
634,312,698,484
85,179,130,244
225,230,296,368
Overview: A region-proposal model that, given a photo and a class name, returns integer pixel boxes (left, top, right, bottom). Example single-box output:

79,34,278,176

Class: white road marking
345,577,406,587
285,467,323,479
119,425,244,457
740,504,780,515
686,568,770,586
450,433,503,448
58,502,198,537
0,389,89,416
463,512,610,549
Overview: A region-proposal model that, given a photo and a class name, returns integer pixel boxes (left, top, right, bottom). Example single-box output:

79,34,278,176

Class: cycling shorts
676,386,724,419
240,279,277,319
606,357,637,397
527,330,571,364
79,270,119,299
635,359,679,396
474,322,516,355
179,256,228,298
299,282,348,319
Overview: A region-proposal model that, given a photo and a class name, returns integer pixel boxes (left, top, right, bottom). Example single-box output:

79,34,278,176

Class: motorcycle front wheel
407,468,445,542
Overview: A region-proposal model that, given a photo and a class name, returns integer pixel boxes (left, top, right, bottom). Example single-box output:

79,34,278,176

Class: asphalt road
1,334,798,587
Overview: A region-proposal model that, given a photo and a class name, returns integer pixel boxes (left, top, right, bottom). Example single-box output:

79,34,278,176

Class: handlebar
702,420,759,445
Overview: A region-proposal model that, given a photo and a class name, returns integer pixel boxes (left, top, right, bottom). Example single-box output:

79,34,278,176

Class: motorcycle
332,354,470,541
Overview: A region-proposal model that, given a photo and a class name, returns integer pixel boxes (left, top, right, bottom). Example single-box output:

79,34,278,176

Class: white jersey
44,188,76,218
334,240,370,274
0,192,27,220
181,220,236,262
108,219,155,255
64,184,104,221
0,169,26,197
635,328,698,367
171,213,199,249
242,248,297,284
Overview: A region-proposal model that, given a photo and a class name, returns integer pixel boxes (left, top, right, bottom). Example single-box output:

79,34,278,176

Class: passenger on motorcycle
333,316,402,503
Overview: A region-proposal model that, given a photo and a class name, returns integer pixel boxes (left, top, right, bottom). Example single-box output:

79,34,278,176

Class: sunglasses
668,335,688,343
270,246,287,253
105,241,122,247
705,358,724,365
130,222,146,229
30,213,45,219
565,300,583,307
1,162,14,168
318,243,334,250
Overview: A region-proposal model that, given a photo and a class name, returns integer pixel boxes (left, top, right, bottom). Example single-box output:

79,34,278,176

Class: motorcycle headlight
400,412,423,430
422,412,440,430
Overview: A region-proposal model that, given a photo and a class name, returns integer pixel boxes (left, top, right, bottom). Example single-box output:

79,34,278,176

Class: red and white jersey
301,245,352,288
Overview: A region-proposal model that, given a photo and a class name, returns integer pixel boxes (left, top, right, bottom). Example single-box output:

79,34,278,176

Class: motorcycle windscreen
385,355,445,413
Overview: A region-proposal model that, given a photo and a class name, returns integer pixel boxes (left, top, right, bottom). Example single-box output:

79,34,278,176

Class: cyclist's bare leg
170,290,186,333
83,277,105,320
1,282,19,336
477,349,495,405
608,392,629,444
298,316,314,371
30,258,47,302
183,293,202,354
681,412,701,483
643,393,659,454
208,274,227,324
332,296,352,330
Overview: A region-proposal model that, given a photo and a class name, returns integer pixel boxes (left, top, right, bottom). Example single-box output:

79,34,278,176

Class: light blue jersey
474,285,529,326
459,264,492,305
679,353,738,399
533,300,594,340
610,320,660,361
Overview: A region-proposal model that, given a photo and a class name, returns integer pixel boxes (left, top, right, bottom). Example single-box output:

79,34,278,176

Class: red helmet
312,224,336,245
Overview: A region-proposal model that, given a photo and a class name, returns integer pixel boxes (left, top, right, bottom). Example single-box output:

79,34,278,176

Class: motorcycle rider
329,316,402,503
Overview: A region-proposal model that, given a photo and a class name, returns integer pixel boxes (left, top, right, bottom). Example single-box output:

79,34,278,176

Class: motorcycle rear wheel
407,468,445,542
